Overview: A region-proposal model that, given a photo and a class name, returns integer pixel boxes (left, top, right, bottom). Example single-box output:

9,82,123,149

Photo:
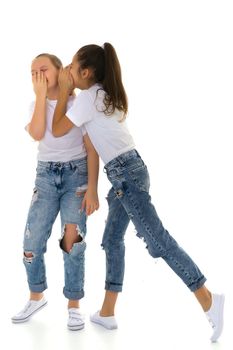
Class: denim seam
123,187,201,286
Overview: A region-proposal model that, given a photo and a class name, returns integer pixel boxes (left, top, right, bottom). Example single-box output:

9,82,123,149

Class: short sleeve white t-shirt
66,84,135,164
27,96,86,162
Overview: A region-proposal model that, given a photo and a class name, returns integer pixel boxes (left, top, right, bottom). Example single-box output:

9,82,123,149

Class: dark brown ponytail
76,43,128,118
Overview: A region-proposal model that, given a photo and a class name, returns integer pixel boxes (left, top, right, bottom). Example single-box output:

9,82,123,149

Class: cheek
47,74,57,85
71,74,76,86
70,72,77,86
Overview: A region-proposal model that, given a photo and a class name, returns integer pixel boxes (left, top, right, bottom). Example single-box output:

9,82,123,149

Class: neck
47,86,60,100
83,79,96,89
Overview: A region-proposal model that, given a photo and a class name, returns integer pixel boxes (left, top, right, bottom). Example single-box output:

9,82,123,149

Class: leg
90,187,130,329
194,285,212,311
57,160,88,331
23,184,59,297
12,177,60,324
100,187,130,316
109,162,224,340
60,178,87,304
60,223,84,309
112,168,207,294
100,291,118,317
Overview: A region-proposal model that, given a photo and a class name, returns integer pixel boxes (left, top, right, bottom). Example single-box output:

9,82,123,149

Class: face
69,55,93,89
31,56,59,89
69,56,82,89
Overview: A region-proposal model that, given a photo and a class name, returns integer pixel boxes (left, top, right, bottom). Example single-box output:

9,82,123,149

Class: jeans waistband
37,156,87,170
104,149,140,171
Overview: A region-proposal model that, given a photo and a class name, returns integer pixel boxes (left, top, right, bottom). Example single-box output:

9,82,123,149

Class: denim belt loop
117,156,125,166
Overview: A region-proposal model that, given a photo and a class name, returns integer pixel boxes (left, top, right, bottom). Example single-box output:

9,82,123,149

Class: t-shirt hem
37,153,87,162
103,145,135,165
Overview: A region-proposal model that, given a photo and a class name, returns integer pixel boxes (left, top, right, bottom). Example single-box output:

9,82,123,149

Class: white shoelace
206,315,215,329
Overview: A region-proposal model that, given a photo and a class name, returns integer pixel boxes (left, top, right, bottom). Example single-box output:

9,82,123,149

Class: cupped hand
32,71,47,98
58,67,74,95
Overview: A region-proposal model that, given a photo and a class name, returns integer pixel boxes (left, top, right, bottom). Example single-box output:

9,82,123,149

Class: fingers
32,73,36,84
32,71,47,96
85,202,93,216
36,71,41,82
85,201,99,216
81,197,86,212
59,66,70,78
64,65,71,71
80,191,99,216
58,68,73,91
33,71,46,84
81,199,99,216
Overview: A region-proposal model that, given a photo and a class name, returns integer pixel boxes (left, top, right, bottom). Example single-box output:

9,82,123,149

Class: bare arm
81,133,99,215
84,133,99,193
52,90,74,136
28,72,47,141
52,68,74,137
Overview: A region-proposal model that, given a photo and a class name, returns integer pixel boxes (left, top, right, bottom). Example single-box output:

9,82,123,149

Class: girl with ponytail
52,43,224,342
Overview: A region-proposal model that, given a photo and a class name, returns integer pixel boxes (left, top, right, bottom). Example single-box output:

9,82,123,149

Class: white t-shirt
27,96,87,162
66,84,135,164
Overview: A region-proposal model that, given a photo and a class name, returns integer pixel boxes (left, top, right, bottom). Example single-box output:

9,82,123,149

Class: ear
81,68,90,79
81,68,94,80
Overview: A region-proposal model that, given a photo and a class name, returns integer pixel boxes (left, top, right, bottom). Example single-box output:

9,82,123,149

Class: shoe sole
11,301,48,324
68,323,85,331
211,295,225,342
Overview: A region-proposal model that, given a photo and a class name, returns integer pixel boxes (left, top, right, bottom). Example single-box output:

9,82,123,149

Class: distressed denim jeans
102,149,206,292
23,158,87,300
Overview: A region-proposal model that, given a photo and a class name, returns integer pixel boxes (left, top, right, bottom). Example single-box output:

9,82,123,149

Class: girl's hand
58,67,74,95
32,71,47,98
81,190,99,216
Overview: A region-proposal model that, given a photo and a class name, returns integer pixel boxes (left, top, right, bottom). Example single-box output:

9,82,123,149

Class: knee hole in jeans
24,251,34,263
60,223,83,253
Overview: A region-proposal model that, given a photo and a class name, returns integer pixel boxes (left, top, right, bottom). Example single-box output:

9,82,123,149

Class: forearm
87,149,99,193
28,96,46,140
52,90,70,136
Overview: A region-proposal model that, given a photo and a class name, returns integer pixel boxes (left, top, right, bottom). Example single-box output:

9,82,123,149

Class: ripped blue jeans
23,158,87,300
102,150,206,293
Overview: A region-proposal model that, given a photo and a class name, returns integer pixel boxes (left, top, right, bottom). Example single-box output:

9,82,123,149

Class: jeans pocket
76,163,88,176
36,166,47,177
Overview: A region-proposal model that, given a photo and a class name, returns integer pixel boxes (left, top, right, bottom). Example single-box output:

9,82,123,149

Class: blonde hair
35,53,62,69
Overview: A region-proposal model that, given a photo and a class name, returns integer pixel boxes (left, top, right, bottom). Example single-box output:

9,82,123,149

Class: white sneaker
67,308,85,331
11,297,47,323
90,311,118,330
205,293,225,342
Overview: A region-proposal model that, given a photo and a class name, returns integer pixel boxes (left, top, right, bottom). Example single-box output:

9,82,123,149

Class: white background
0,0,232,349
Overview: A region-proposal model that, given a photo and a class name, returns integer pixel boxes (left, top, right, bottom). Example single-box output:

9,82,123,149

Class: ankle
100,308,115,317
203,292,212,312
194,286,212,312
68,300,80,309
30,292,44,301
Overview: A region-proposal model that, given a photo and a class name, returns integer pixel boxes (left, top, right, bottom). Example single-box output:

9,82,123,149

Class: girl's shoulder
74,84,105,105
88,84,105,98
